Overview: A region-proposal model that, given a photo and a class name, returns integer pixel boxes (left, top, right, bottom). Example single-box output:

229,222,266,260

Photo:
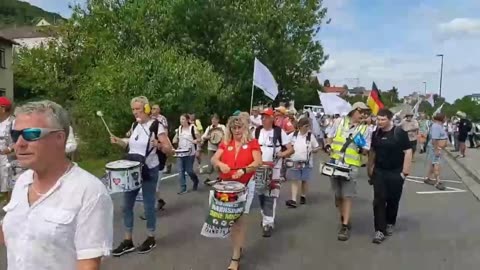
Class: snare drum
285,159,308,169
105,160,142,193
173,148,191,158
253,163,274,192
320,161,352,180
212,181,246,203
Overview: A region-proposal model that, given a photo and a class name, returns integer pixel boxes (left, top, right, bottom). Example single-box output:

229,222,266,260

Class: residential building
35,18,52,27
0,25,55,50
323,86,347,96
0,36,17,99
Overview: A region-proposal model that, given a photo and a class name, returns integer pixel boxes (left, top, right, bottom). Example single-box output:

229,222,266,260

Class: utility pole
423,81,427,95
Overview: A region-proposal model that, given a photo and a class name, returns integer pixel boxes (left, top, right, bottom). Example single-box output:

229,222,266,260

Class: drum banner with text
200,192,246,238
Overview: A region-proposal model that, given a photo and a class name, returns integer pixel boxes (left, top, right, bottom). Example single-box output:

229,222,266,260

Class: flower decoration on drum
215,191,238,203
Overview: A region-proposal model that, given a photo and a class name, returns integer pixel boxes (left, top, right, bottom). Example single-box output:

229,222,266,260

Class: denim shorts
286,167,313,181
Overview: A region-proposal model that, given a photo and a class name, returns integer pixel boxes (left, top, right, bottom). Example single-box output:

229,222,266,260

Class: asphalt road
1,152,480,270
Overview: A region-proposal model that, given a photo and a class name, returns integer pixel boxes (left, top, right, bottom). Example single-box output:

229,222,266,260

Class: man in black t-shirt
367,109,412,244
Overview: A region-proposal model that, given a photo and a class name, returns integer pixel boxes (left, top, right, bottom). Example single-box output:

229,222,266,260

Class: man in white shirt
249,107,262,132
254,108,294,237
0,97,14,201
201,114,225,182
0,100,113,270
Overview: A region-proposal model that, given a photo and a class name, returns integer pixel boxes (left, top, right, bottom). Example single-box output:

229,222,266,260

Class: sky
21,0,480,102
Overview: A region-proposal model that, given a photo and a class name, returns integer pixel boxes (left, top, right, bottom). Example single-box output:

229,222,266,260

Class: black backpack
292,130,312,145
129,120,167,170
254,125,285,151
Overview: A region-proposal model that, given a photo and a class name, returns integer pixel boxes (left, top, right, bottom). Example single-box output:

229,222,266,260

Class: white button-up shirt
2,165,113,270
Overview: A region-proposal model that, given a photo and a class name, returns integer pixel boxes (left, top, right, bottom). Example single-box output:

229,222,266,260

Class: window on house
0,49,5,69
0,88,6,96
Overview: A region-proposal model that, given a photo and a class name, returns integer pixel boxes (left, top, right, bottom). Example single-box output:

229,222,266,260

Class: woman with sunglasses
211,116,262,270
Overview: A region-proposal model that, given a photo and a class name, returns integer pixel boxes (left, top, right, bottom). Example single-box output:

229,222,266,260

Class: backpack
177,125,197,150
292,130,312,145
373,126,402,148
254,125,285,152
129,120,167,170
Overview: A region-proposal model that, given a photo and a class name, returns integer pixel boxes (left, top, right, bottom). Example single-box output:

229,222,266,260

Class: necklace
30,163,74,196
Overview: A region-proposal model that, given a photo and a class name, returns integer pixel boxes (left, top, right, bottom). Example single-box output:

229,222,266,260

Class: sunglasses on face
10,128,64,143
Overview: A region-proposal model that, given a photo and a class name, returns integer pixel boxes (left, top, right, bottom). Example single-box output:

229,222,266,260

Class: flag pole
250,82,255,112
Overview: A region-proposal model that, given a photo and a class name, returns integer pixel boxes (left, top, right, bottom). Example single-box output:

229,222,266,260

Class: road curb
444,150,480,201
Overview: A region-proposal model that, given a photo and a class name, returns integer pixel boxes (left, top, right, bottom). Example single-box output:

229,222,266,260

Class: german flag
367,82,384,115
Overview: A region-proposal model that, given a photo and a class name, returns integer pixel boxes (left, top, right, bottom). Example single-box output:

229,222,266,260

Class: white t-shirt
257,128,290,179
128,120,166,168
2,165,113,270
177,124,199,156
288,131,319,167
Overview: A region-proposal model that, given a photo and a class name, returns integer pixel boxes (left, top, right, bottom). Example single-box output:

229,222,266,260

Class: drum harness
322,123,365,180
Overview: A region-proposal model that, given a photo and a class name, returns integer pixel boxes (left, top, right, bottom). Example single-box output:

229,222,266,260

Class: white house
0,25,55,50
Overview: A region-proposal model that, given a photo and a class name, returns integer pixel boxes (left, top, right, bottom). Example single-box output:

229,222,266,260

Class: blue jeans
178,155,199,191
123,165,159,235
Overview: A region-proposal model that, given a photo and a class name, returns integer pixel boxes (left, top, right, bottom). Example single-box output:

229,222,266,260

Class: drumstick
96,111,114,137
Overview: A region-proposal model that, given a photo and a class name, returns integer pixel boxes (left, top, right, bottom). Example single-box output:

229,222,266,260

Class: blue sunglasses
10,128,64,143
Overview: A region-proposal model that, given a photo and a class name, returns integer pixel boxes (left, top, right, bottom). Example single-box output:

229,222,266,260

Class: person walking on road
400,110,419,159
325,102,371,241
368,108,412,244
424,113,448,190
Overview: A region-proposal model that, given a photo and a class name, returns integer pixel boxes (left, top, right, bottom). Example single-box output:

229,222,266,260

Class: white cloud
438,18,480,38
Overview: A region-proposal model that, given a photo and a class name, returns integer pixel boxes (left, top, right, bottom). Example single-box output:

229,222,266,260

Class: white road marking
405,178,467,194
407,175,462,184
160,165,208,182
416,190,467,194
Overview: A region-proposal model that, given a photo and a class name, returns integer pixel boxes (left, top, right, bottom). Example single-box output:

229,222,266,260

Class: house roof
324,86,347,94
469,93,480,97
0,26,55,39
0,35,19,45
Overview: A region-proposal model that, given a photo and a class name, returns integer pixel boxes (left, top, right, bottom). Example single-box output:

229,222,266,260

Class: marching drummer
324,102,371,241
211,115,262,270
110,96,172,256
201,113,225,183
254,108,294,237
0,97,14,202
285,117,321,208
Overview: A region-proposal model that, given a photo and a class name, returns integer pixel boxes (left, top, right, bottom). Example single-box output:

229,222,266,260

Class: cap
351,102,369,111
0,97,12,107
233,110,241,116
261,108,275,117
275,106,287,115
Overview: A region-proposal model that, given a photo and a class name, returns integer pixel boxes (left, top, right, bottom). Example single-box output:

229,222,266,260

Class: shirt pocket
36,207,76,239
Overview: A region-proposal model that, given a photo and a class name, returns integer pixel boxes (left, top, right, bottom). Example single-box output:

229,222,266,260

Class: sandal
227,257,241,270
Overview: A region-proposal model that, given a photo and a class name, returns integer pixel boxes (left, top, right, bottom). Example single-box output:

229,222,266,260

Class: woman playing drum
110,96,172,256
211,116,262,270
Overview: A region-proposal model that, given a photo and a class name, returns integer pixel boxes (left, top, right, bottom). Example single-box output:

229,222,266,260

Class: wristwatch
241,168,247,174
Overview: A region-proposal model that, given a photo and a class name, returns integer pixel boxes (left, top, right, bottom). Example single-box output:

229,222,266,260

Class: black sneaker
372,231,386,244
262,225,273,238
112,239,135,257
286,200,297,208
337,224,350,241
386,224,394,236
300,196,306,205
157,199,166,210
137,237,156,254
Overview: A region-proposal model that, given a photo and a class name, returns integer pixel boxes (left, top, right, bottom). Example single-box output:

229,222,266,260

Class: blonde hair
224,116,252,144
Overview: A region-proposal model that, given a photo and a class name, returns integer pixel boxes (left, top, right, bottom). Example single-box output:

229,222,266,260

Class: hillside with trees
0,0,64,28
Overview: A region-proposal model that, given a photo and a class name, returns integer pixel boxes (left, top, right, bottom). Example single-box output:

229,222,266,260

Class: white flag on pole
412,99,422,117
253,58,279,100
433,103,444,116
318,92,352,116
426,94,435,107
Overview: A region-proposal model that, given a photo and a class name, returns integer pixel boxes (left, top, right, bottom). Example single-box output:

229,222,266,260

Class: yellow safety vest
330,117,368,167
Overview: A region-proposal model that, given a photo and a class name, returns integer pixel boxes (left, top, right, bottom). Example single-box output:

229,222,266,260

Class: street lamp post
436,54,444,97
423,81,427,95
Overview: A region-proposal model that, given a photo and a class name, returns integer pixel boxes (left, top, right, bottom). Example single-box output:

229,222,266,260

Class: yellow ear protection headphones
144,103,151,115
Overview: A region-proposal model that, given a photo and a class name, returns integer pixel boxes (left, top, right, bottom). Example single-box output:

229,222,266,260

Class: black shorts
410,141,417,153
458,133,468,143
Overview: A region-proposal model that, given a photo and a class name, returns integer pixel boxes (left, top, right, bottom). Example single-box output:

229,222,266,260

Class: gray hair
14,100,70,138
130,96,149,106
